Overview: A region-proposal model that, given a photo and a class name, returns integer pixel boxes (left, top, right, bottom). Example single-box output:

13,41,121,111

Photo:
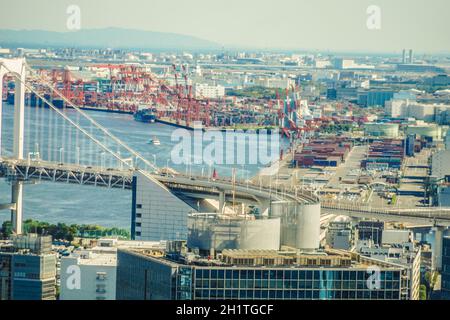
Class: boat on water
147,136,161,146
134,105,157,123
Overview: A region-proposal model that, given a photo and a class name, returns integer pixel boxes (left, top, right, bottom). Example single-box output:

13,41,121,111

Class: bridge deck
2,158,450,226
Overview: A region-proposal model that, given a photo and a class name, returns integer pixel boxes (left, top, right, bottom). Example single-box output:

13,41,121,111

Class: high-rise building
402,49,407,64
0,234,56,300
409,49,414,64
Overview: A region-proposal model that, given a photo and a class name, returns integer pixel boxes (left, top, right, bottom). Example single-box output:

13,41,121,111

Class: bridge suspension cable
3,62,159,172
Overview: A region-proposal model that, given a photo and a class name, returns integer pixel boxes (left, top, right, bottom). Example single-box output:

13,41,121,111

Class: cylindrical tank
239,218,280,250
296,202,321,251
270,200,321,250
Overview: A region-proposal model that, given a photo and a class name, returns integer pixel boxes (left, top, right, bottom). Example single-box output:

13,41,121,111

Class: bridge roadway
0,157,318,208
1,157,450,226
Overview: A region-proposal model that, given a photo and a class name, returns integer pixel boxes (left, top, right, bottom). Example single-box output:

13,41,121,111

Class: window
136,204,142,209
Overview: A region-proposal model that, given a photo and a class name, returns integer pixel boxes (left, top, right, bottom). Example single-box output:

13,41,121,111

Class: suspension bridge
0,58,449,263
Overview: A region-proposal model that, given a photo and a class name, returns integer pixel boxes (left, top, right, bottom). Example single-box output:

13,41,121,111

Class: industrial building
406,123,444,141
363,123,400,138
0,234,56,300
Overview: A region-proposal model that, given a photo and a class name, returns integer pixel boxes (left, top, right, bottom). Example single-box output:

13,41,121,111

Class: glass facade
117,250,409,301
192,267,403,300
116,250,178,300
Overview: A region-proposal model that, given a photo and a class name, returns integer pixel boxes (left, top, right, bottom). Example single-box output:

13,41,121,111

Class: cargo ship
134,106,157,123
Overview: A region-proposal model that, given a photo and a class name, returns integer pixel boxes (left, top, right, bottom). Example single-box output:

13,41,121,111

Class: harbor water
0,104,287,229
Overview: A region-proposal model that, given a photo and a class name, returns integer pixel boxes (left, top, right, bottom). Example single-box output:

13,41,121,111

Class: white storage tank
296,202,321,251
239,218,281,250
270,200,321,251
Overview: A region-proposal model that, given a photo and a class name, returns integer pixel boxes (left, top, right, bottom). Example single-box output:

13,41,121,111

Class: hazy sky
0,0,449,53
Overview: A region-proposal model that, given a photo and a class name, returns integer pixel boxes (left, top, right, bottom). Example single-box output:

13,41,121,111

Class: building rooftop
121,246,406,270
66,250,117,267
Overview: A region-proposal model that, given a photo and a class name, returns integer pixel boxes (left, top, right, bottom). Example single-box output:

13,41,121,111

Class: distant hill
0,28,220,50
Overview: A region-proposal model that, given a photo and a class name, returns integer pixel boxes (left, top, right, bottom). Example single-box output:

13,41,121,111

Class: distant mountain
0,28,220,50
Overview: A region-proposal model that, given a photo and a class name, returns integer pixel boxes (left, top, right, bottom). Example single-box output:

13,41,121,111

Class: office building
0,234,56,300
442,236,450,300
60,250,117,300
60,238,166,300
253,77,294,89
354,229,421,300
117,245,413,300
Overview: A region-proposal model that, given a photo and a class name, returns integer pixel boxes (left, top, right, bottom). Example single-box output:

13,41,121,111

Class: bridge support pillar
218,190,226,214
432,226,446,272
11,181,23,235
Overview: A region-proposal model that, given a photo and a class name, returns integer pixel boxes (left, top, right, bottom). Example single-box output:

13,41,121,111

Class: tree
1,221,13,239
419,285,427,300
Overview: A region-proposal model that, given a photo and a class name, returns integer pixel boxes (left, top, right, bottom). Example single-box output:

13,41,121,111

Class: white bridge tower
0,58,27,234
